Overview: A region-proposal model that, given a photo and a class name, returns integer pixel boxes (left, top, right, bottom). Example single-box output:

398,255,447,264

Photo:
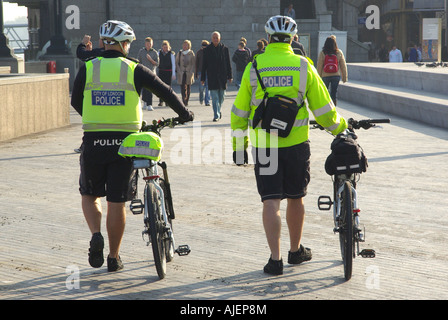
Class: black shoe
88,232,104,268
288,244,312,264
107,255,123,272
263,257,283,275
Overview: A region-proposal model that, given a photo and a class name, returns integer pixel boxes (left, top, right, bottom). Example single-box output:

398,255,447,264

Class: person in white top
389,46,403,62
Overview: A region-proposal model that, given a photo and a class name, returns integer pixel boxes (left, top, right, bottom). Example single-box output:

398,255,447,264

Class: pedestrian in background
232,41,251,89
137,37,159,111
240,37,252,58
291,34,306,56
389,45,403,62
317,35,348,106
407,42,418,62
260,38,268,49
251,39,265,61
196,40,211,106
378,43,389,62
284,3,296,19
201,31,233,122
176,40,195,106
158,40,176,106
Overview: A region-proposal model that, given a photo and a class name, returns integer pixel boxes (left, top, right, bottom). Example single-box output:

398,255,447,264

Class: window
280,0,316,20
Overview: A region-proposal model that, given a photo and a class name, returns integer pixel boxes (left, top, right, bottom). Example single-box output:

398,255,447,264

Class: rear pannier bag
324,134,368,175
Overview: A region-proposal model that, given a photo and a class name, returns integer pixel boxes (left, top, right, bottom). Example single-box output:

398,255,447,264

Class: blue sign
135,140,150,148
92,90,125,106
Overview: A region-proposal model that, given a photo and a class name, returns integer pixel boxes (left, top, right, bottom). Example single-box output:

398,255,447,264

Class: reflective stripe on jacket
231,42,347,150
82,57,142,132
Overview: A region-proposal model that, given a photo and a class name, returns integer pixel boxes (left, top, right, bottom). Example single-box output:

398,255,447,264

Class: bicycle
310,118,390,280
119,118,191,279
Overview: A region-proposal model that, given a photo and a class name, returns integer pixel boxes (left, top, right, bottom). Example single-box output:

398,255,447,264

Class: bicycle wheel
339,180,354,280
146,182,167,279
160,179,175,262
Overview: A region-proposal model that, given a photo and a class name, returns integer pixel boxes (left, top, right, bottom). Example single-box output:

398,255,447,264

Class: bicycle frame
133,159,174,248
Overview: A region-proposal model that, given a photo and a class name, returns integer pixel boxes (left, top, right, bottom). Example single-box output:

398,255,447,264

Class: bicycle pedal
130,199,144,215
318,196,333,211
360,249,375,258
175,245,191,256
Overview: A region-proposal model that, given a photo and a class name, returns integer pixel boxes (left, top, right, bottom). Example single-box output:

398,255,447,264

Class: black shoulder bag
251,59,303,138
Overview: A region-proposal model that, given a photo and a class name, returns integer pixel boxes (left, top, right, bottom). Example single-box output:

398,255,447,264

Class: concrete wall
58,0,346,69
0,66,11,74
0,73,70,141
60,0,278,60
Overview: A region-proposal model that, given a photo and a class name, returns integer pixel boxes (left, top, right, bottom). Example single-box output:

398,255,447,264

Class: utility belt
251,60,304,138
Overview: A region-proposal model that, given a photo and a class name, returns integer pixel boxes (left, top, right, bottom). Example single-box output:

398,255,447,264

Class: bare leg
262,199,282,260
82,195,102,234
106,201,126,258
286,198,305,253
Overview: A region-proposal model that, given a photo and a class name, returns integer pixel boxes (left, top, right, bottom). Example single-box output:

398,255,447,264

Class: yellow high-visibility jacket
231,42,347,150
83,56,142,132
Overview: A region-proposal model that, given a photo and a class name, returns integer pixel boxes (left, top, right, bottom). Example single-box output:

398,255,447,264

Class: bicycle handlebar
310,118,390,131
141,117,183,134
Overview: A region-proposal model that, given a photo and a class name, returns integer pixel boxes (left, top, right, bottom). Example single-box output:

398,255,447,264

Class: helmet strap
119,41,130,56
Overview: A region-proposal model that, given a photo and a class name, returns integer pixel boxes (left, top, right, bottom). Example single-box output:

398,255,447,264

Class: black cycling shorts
79,132,136,203
253,141,311,202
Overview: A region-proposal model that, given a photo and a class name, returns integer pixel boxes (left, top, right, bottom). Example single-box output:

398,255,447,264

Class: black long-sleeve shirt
76,43,105,62
71,50,191,121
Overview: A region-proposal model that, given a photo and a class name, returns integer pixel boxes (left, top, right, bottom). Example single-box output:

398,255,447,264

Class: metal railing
4,23,28,54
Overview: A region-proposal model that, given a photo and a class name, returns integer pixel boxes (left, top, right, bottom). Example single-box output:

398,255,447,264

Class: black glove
178,111,194,124
233,150,248,166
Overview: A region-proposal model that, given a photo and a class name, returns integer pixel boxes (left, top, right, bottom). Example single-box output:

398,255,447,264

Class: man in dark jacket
201,31,233,121
291,35,307,57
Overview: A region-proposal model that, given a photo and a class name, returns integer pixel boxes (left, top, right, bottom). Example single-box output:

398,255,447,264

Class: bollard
47,61,57,73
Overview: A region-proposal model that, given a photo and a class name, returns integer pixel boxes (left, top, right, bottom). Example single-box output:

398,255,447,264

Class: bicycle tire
339,180,354,280
160,179,175,262
146,182,167,279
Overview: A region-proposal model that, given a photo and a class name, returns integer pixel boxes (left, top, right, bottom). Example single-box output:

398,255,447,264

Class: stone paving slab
1,84,448,304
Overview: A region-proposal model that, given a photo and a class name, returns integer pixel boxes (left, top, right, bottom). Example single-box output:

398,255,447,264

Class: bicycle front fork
317,194,375,258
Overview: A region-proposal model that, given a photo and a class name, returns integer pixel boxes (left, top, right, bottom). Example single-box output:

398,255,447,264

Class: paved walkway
1,83,448,303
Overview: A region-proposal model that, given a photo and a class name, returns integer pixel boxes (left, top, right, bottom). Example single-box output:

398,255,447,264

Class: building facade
4,0,447,72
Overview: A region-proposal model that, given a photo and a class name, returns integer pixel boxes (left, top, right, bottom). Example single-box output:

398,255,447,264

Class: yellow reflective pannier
118,132,163,161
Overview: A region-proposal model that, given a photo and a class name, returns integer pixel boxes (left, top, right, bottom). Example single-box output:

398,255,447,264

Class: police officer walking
71,20,193,272
231,15,348,275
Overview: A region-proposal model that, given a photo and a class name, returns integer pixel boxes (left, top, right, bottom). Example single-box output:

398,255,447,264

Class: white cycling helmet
265,15,298,38
99,20,136,44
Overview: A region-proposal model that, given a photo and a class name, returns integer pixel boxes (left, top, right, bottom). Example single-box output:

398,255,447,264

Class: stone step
339,80,448,129
346,62,448,96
